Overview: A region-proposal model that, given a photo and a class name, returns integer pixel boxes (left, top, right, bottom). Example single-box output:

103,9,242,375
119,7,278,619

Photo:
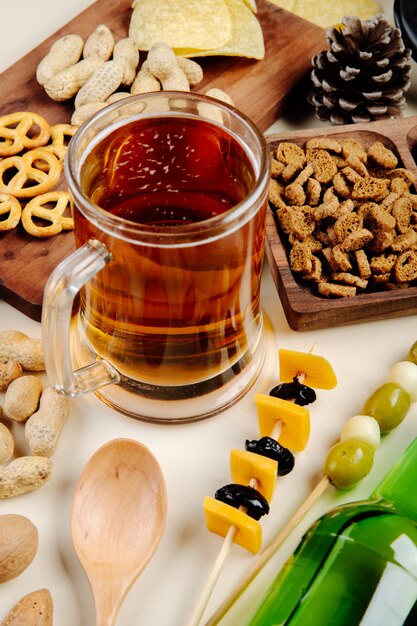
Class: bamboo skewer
204,475,330,626
187,475,257,626
187,345,318,626
187,458,282,626
187,526,237,626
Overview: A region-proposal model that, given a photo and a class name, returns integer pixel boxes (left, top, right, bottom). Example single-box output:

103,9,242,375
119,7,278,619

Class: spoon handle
94,608,117,626
95,618,116,626
94,590,120,626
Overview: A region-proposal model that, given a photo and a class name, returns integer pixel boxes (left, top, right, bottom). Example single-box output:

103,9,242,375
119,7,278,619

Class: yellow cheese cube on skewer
230,449,278,502
255,394,310,452
203,497,262,554
279,348,337,390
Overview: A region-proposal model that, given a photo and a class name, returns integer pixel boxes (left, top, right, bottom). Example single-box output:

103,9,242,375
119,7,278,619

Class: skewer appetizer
203,340,417,626
187,346,338,626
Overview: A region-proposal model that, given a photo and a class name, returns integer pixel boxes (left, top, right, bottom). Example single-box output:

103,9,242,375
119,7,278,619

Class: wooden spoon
71,438,168,626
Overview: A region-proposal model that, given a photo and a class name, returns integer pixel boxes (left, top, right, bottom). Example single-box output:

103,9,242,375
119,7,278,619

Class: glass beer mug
42,92,270,422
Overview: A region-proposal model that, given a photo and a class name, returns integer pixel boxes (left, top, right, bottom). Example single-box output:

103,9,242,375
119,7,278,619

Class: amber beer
39,93,270,420
73,115,266,388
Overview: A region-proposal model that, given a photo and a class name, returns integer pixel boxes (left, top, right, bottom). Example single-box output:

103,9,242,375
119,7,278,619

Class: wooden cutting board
0,0,325,321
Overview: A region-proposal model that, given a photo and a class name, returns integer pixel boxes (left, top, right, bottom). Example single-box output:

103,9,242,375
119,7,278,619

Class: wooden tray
0,0,325,322
265,115,417,331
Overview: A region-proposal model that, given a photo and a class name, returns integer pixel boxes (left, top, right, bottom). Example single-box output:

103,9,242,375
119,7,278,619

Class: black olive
245,436,295,476
214,484,270,520
269,376,316,406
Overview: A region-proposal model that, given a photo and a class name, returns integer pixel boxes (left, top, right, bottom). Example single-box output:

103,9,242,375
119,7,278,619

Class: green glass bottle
248,437,417,626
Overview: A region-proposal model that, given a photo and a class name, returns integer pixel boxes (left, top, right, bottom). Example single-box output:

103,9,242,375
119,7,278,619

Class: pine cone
309,14,412,125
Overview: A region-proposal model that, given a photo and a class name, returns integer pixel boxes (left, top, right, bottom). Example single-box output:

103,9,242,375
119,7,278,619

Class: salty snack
38,22,234,128
0,424,14,464
39,26,136,108
83,24,114,60
21,191,73,238
0,114,74,238
197,88,236,123
0,331,71,497
25,387,71,457
175,0,265,60
69,39,207,113
38,123,77,162
129,0,265,59
36,33,84,85
132,43,206,94
177,57,204,86
113,37,140,85
130,60,161,94
269,136,417,297
129,0,233,52
0,456,52,499
44,56,105,101
367,141,398,169
70,39,233,125
74,60,124,108
0,360,22,392
147,42,190,91
268,0,381,28
0,330,44,371
0,193,21,231
0,148,61,199
4,375,43,422
71,102,108,127
0,111,51,157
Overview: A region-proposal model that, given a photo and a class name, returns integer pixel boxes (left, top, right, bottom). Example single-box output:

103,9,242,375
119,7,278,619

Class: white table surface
1,2,417,625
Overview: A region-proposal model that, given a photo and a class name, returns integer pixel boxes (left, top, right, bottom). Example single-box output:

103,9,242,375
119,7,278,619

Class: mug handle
42,239,120,397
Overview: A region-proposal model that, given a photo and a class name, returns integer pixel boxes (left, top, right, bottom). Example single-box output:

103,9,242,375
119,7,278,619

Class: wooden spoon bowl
71,438,167,626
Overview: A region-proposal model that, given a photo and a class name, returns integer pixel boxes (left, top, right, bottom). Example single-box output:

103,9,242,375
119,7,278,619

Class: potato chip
175,0,265,60
269,0,381,27
129,0,232,51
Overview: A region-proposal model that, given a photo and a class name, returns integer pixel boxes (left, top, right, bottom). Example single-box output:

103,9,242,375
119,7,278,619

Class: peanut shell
0,423,14,464
0,456,52,498
5,376,43,422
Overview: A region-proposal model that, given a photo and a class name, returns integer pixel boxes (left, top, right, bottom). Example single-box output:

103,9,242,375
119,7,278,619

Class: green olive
362,382,410,433
324,440,374,490
407,340,417,365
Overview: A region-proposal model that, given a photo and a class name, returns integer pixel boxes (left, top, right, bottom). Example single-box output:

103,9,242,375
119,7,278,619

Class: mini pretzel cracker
0,148,61,198
0,112,51,157
40,123,77,162
21,191,73,238
0,193,22,231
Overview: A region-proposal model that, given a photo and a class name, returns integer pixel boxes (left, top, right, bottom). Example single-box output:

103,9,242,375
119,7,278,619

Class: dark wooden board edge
265,115,417,331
